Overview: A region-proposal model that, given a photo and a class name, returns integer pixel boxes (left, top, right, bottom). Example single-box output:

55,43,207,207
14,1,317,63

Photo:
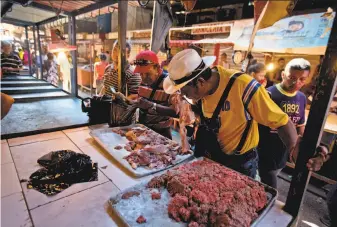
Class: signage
133,31,151,39
191,22,232,35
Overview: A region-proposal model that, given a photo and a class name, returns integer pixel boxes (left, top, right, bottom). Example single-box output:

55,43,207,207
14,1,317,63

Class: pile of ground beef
147,160,267,227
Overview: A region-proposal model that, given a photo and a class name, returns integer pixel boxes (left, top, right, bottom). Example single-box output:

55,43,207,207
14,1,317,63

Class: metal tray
90,124,194,178
109,158,278,227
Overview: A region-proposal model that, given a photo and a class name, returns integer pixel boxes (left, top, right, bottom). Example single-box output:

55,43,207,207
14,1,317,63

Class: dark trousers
327,183,337,227
259,168,282,189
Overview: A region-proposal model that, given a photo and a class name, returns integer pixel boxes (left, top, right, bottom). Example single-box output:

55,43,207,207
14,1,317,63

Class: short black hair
113,40,131,54
221,52,227,57
99,53,107,61
187,67,213,87
278,58,285,62
248,63,265,74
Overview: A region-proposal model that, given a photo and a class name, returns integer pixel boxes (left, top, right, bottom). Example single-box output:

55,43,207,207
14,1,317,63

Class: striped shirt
103,63,141,96
1,53,23,72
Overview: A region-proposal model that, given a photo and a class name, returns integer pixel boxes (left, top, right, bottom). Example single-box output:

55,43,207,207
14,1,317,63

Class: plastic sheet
27,150,98,196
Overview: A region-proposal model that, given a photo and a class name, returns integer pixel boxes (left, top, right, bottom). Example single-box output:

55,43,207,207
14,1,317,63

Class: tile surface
1,192,33,227
80,143,151,191
62,126,89,134
1,162,22,197
1,139,7,144
31,182,120,227
1,141,13,164
8,131,66,147
64,129,95,148
21,170,109,210
10,137,81,178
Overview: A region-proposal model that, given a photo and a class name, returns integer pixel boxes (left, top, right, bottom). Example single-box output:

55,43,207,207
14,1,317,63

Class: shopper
1,41,23,74
258,58,310,188
247,62,267,87
93,54,108,95
101,40,141,99
164,49,299,178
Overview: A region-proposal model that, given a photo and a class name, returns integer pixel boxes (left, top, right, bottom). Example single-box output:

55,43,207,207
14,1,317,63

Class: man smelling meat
163,49,299,178
132,51,178,139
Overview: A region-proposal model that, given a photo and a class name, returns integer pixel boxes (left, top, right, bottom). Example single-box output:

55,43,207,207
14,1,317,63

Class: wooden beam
117,1,128,93
68,15,78,97
1,17,34,27
284,13,337,221
72,0,118,16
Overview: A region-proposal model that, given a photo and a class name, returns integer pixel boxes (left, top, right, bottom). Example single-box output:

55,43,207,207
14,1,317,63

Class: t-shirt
103,63,141,96
94,61,108,80
1,53,23,72
201,66,289,155
258,84,306,170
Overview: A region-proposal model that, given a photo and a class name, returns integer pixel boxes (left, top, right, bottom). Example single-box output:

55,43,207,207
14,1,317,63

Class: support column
36,25,43,80
69,15,78,97
117,0,128,93
25,26,32,75
32,25,38,78
284,14,337,224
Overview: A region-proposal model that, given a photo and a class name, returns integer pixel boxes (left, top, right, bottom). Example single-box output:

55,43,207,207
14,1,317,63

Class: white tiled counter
0,125,293,227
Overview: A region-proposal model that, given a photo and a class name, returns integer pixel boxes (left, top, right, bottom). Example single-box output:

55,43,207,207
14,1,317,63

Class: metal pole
90,33,93,97
284,14,337,223
36,25,44,80
117,0,128,93
69,15,78,97
25,26,32,75
32,25,38,78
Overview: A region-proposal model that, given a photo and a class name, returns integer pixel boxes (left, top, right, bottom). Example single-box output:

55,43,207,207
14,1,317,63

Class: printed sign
192,22,231,35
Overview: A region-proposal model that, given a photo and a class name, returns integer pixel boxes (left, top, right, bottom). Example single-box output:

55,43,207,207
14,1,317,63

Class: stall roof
1,0,132,27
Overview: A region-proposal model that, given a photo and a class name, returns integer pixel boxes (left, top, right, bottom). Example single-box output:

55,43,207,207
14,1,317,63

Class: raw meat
112,126,186,170
147,160,267,227
136,215,146,224
171,94,195,153
121,191,140,199
151,192,161,200
114,145,123,150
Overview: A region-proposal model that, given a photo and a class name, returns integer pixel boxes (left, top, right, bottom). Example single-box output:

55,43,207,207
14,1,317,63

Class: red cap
134,50,159,74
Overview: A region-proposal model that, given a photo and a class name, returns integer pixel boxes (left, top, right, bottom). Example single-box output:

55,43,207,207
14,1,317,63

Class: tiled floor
0,127,122,227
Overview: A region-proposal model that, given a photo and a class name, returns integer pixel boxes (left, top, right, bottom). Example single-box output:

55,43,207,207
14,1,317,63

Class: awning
234,12,335,55
192,38,234,44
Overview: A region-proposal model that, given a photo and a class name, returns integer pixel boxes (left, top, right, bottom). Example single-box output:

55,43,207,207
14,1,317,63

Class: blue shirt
258,84,306,170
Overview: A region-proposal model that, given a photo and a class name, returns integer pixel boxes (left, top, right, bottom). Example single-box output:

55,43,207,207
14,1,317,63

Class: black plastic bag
109,97,136,127
82,95,112,124
27,150,98,196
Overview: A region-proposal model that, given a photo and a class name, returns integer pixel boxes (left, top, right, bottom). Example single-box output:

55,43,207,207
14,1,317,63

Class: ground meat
121,191,140,199
151,192,161,200
136,215,146,224
114,145,123,150
148,160,267,226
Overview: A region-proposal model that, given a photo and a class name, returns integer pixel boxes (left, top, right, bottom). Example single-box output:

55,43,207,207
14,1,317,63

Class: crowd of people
1,38,335,226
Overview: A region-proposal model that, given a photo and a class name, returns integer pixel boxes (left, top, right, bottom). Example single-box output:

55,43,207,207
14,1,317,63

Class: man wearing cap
101,40,141,99
163,49,299,178
133,50,178,139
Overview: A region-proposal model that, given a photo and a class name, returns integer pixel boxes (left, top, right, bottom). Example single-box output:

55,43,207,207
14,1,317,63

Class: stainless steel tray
109,158,278,227
90,124,194,178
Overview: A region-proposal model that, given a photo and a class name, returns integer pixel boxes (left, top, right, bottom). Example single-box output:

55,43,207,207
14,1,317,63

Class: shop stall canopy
1,0,122,26
234,12,336,55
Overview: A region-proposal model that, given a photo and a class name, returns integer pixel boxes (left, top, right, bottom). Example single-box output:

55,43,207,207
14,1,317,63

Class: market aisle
1,131,121,227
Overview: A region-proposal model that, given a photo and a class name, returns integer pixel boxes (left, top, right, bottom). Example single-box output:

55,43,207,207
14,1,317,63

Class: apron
194,72,258,178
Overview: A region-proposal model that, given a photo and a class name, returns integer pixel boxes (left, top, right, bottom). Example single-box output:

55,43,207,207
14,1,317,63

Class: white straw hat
163,49,216,94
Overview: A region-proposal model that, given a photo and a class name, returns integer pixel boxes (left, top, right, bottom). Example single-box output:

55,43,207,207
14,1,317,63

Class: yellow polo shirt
201,66,289,154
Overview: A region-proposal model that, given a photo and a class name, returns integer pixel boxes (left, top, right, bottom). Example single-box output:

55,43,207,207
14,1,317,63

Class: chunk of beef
136,215,146,224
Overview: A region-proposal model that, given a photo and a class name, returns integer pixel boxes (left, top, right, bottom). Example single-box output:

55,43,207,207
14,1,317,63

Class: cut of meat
121,191,140,199
147,160,267,227
112,126,189,170
136,215,146,224
114,145,123,150
151,192,161,200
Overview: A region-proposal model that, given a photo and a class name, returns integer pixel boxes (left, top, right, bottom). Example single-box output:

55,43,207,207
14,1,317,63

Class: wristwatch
150,103,157,112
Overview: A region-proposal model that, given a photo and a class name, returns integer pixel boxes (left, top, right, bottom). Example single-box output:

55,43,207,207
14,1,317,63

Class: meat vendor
132,51,178,139
163,49,299,178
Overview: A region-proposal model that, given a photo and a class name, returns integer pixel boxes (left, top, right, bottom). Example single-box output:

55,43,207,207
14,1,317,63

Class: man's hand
307,145,329,171
135,98,153,110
